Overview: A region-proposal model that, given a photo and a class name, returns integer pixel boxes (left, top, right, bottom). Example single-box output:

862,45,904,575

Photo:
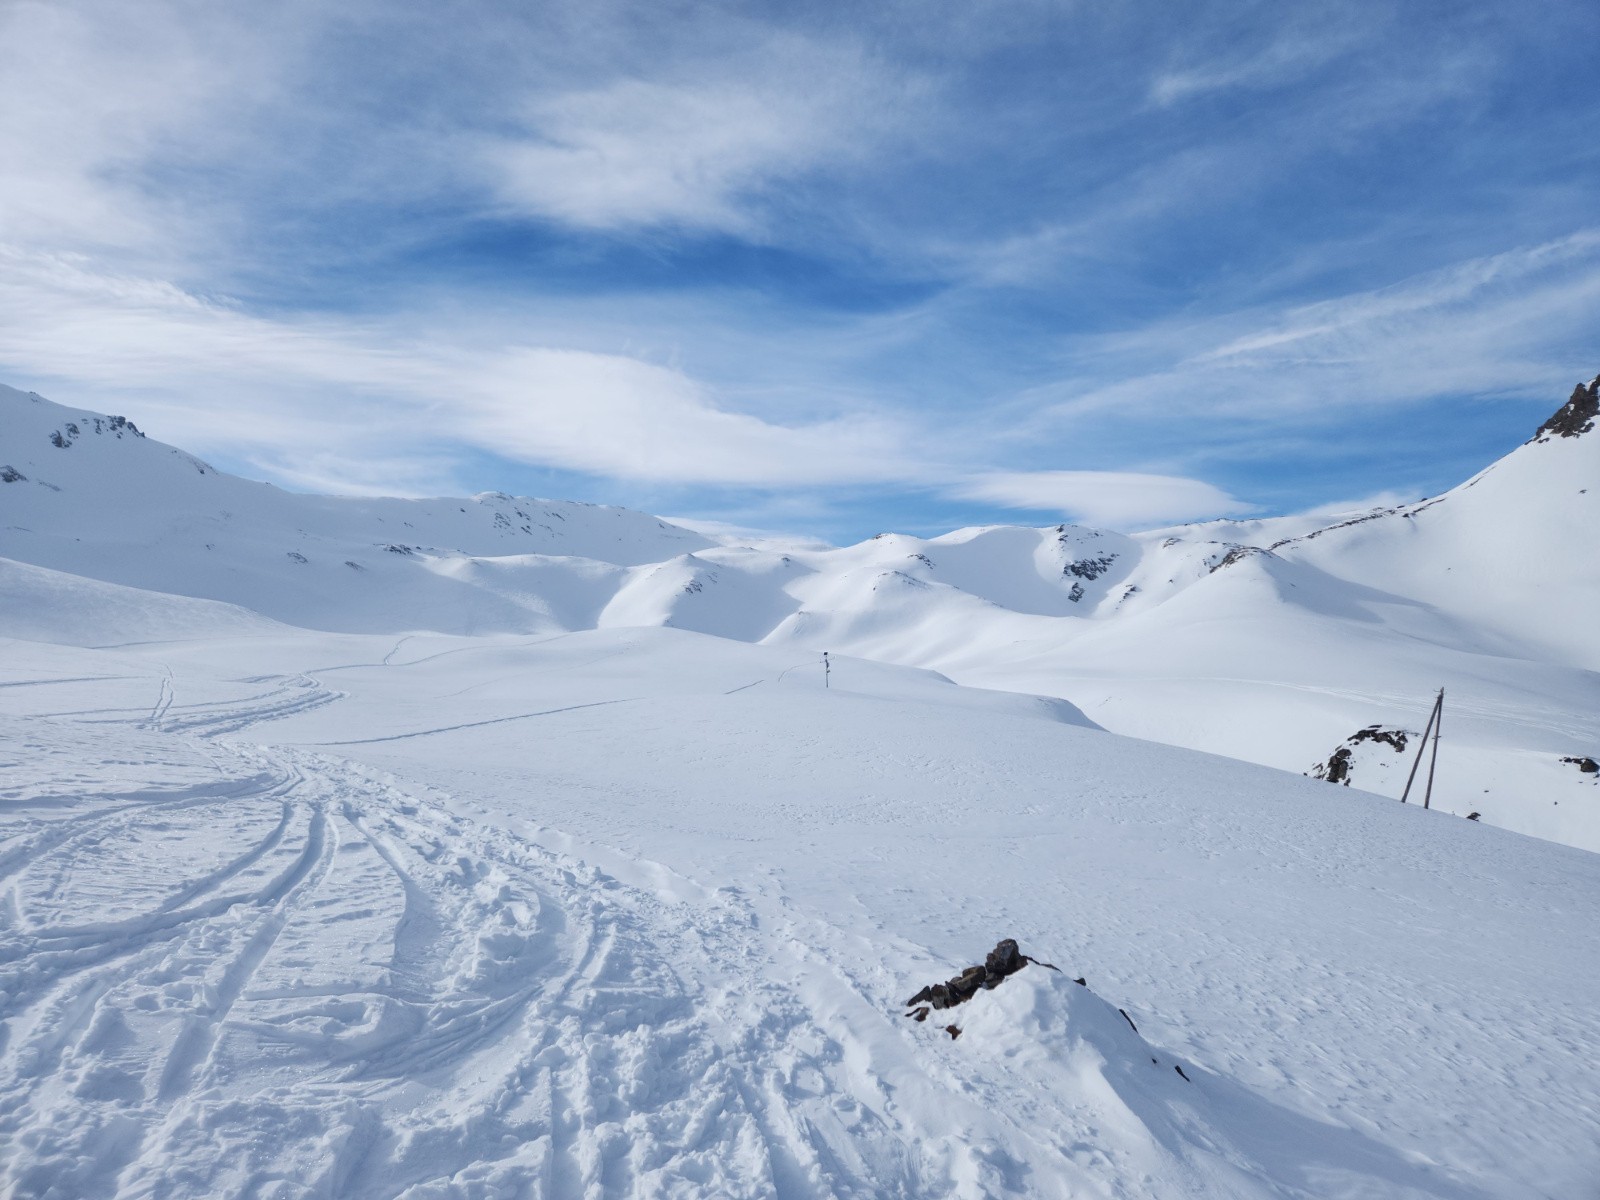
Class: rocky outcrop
1309,725,1413,787
1531,377,1599,442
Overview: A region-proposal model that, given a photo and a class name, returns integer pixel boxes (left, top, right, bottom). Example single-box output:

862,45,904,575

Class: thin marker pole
823,651,830,689
1400,690,1441,805
1423,688,1443,810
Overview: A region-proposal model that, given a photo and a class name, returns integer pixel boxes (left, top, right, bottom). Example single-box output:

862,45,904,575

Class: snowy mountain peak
1531,374,1599,442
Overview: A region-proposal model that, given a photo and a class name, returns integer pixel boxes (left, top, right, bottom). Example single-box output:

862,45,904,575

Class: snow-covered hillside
3,622,1599,1198
4,379,1596,850
5,379,1600,1196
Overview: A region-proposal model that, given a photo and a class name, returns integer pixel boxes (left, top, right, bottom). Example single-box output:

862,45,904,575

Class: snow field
4,625,1598,1196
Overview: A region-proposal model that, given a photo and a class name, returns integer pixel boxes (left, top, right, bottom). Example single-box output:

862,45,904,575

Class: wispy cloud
1148,18,1364,107
956,471,1254,530
0,246,925,492
481,34,917,237
1035,231,1600,427
459,347,921,486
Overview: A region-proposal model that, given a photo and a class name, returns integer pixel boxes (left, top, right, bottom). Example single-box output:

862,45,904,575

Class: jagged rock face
1532,378,1598,441
1313,746,1355,785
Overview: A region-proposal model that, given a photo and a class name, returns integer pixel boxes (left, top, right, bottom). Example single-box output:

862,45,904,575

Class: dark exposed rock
1065,554,1117,581
286,551,308,563
1349,725,1409,753
1561,756,1599,774
0,465,25,483
88,415,142,439
1467,812,1481,821
43,415,142,449
1532,378,1599,442
1314,746,1355,785
1309,725,1413,786
1067,581,1085,603
903,938,1057,1014
384,544,415,555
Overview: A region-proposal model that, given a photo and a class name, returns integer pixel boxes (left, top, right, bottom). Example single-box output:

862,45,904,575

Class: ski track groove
306,696,643,746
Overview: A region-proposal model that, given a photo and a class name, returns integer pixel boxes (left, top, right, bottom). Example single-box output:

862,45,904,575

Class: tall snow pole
1400,689,1443,805
823,651,830,689
1423,688,1443,810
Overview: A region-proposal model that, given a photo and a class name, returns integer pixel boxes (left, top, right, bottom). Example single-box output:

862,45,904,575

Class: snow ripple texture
1,737,839,1196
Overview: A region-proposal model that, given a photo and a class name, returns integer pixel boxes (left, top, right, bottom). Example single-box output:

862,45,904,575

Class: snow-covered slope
4,379,1597,851
1270,380,1600,669
6,378,1600,1197
0,384,710,634
3,624,1598,1198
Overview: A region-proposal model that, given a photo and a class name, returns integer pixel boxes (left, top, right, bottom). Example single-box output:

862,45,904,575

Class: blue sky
3,0,1599,541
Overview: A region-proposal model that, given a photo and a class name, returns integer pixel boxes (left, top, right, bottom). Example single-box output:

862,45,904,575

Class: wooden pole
1400,690,1442,805
1423,688,1443,810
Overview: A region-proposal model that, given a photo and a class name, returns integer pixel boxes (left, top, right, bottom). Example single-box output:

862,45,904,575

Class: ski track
0,674,1058,1200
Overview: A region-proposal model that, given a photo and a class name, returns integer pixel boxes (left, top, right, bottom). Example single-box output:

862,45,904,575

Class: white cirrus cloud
957,470,1254,530
1030,230,1600,429
459,347,919,486
0,245,924,494
479,34,918,235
